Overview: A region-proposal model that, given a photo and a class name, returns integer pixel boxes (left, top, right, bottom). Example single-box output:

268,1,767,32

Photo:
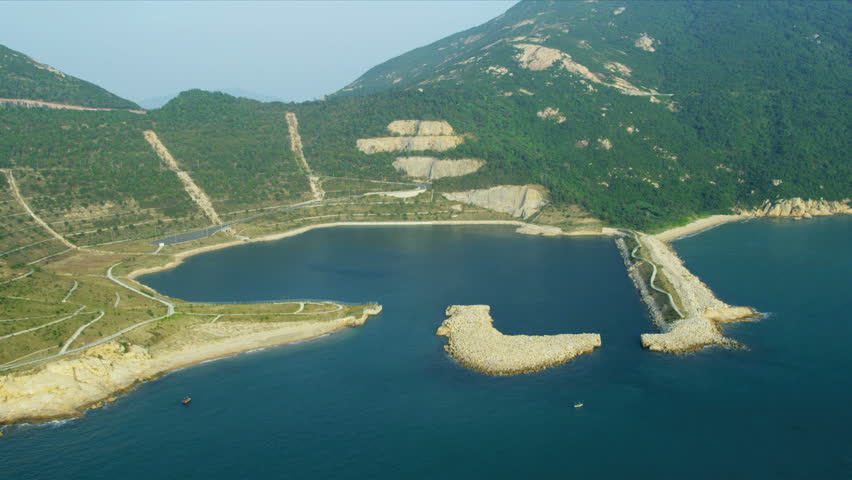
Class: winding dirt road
142,131,223,225
285,112,325,200
2,169,75,249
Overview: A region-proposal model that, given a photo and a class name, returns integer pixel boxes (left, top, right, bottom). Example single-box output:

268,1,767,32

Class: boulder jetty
436,305,601,375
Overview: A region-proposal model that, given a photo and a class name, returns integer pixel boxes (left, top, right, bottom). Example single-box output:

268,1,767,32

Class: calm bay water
2,219,850,478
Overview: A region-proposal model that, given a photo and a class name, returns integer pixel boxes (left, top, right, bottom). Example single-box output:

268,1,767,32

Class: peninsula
0,305,380,424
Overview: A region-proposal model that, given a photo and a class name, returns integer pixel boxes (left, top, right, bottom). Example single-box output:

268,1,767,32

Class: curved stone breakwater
0,306,382,425
436,305,601,375
630,234,757,352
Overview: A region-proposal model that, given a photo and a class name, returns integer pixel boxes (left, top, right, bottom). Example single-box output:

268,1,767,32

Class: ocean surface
2,218,850,479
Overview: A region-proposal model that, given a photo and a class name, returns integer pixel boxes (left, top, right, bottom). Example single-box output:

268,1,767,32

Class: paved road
629,232,684,319
152,186,429,246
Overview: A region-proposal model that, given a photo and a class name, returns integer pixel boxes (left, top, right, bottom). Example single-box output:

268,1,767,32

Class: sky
1,1,516,107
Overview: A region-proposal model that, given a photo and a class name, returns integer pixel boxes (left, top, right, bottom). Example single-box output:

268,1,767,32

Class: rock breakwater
436,305,601,375
627,234,757,353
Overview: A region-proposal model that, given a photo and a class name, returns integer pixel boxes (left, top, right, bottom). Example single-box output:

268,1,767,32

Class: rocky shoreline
738,198,850,219
0,306,381,426
436,305,601,375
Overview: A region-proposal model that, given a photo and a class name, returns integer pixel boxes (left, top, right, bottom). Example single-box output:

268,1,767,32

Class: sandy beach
653,215,747,242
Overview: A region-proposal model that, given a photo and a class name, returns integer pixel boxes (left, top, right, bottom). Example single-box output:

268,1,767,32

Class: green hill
0,44,140,109
0,0,849,264
316,0,851,228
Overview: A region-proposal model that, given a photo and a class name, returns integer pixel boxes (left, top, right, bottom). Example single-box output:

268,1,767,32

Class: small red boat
182,396,192,405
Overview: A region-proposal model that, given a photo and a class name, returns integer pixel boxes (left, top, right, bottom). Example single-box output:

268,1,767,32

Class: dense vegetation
329,0,850,228
0,44,140,109
151,90,309,212
0,109,193,217
0,0,849,237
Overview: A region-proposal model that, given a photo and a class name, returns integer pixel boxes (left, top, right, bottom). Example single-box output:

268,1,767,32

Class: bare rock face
635,33,658,52
356,136,463,154
436,305,601,375
442,185,548,219
392,157,484,180
357,120,463,154
387,120,454,136
740,198,851,218
0,341,152,423
537,107,567,123
512,43,659,96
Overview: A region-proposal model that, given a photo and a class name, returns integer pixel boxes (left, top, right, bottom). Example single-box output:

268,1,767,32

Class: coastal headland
436,305,601,375
0,306,380,424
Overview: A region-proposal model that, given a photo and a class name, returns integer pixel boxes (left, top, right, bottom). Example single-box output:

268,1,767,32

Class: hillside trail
0,98,146,114
142,131,223,225
285,112,325,200
1,168,76,249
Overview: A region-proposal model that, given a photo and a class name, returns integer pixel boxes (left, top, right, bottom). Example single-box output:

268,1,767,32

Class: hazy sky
1,1,516,105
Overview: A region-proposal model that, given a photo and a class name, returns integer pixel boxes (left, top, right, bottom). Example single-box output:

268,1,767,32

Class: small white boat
574,402,584,408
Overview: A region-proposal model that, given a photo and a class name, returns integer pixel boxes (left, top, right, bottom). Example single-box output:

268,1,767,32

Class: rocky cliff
392,156,484,180
442,185,547,219
387,120,454,136
739,198,851,219
357,119,464,154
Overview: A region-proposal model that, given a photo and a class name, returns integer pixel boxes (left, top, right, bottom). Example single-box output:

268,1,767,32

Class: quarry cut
357,120,464,154
442,185,547,219
392,156,484,180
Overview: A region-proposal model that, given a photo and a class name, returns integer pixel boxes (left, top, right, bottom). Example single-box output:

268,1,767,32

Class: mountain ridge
0,43,140,110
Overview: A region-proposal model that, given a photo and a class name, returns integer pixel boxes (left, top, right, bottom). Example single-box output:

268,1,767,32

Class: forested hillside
151,90,310,212
0,44,139,109
0,0,849,245
327,0,851,228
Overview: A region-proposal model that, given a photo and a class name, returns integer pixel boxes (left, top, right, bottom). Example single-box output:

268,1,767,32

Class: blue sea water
1,218,850,479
